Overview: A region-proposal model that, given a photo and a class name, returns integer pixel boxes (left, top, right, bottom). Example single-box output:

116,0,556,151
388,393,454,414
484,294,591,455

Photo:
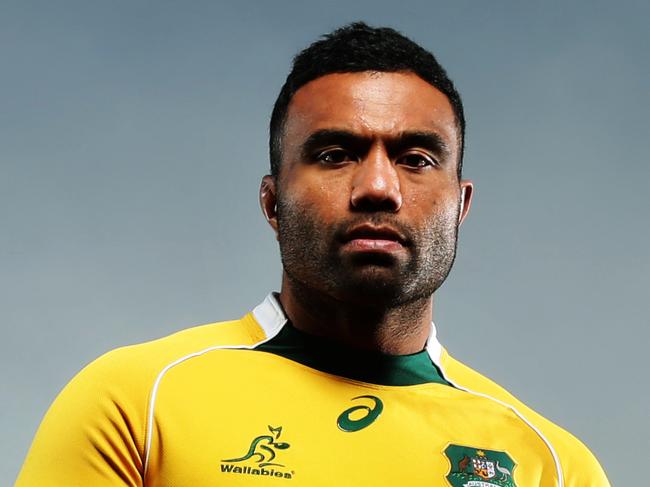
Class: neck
278,272,433,355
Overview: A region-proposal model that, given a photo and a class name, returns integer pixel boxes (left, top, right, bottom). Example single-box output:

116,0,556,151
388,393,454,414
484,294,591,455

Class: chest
144,351,558,487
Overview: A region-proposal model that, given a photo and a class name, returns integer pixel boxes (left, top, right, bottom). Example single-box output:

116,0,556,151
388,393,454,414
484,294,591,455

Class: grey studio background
1,1,647,485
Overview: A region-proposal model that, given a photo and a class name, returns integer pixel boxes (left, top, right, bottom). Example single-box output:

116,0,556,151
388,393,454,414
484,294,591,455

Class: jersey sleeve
15,348,150,487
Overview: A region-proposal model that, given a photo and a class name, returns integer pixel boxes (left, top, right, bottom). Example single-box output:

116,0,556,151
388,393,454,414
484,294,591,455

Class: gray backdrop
2,1,647,485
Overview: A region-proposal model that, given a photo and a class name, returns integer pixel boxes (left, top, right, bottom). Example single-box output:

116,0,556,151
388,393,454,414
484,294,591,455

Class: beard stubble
276,194,460,308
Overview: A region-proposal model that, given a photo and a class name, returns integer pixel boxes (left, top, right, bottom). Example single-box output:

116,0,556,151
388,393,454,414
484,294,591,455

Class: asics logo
337,395,383,432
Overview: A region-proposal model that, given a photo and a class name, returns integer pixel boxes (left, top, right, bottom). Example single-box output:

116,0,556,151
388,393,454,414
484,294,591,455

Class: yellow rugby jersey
17,294,610,487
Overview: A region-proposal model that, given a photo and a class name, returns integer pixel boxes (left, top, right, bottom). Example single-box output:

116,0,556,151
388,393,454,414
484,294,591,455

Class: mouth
341,224,407,253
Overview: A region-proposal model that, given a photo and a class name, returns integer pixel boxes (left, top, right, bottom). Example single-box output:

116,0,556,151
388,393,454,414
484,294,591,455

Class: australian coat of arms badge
444,444,516,487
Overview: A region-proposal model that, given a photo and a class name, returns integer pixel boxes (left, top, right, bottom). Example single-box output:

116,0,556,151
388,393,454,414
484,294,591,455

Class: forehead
284,71,459,155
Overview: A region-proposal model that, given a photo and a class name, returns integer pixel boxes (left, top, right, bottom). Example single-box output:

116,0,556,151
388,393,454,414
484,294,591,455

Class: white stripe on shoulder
143,293,286,477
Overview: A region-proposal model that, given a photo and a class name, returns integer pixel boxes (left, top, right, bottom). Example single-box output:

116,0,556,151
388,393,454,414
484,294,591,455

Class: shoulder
16,313,264,485
79,312,265,390
68,312,266,430
439,350,611,487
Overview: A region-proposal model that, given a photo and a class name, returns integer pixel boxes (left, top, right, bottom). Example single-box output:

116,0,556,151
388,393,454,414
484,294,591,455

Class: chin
329,271,413,307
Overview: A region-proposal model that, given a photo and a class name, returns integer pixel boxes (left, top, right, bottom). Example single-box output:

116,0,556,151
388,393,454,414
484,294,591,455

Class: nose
350,147,402,212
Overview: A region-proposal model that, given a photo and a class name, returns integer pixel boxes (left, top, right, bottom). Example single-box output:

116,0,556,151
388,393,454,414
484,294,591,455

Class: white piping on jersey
142,294,287,476
144,293,564,485
426,327,564,486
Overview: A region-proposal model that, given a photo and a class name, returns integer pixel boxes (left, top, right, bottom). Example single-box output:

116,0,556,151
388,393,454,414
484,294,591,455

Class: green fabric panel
255,323,450,387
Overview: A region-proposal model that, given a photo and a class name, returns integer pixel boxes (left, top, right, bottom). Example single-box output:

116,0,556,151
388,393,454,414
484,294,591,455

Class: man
17,22,609,486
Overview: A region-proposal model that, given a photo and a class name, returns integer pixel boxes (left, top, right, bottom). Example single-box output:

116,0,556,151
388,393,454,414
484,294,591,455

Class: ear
260,175,279,237
458,180,474,226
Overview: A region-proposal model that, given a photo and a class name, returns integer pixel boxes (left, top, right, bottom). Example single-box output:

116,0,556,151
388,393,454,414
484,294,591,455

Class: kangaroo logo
222,425,290,468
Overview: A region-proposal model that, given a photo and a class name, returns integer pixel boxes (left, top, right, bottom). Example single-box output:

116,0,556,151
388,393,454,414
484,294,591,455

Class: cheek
285,171,351,218
404,184,441,211
406,184,460,222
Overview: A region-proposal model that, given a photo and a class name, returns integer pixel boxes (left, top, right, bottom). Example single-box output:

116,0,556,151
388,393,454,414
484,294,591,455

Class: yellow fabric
17,312,610,486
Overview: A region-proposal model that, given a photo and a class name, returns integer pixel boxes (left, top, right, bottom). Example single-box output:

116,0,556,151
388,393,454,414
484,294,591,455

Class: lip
341,224,407,253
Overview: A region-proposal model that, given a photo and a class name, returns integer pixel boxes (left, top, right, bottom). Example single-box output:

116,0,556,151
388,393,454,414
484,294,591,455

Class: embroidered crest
444,444,516,487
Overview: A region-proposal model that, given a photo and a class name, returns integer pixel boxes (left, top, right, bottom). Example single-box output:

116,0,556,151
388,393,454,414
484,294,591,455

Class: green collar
255,323,450,387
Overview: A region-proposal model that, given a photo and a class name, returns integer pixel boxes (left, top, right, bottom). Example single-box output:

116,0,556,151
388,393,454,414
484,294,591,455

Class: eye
316,148,356,165
397,151,437,169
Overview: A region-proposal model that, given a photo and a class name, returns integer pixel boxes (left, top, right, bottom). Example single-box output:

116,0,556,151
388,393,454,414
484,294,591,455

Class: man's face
265,71,472,306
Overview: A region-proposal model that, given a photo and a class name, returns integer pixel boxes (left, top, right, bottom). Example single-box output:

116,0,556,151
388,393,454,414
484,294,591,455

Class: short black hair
269,22,466,178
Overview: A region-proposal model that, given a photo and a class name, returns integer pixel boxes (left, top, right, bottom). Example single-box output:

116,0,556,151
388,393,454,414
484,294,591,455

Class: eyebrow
389,131,452,159
300,128,452,160
300,129,366,159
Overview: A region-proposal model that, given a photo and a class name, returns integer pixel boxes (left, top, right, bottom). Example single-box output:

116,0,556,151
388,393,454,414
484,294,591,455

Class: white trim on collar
251,292,444,367
251,293,287,337
425,321,443,366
